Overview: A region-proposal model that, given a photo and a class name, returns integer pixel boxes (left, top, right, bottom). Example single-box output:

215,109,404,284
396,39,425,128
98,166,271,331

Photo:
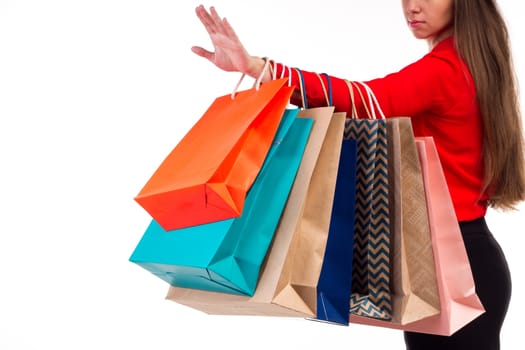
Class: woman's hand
192,5,266,79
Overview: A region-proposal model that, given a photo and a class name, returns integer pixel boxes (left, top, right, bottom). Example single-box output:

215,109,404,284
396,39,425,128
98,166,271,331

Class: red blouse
272,37,487,221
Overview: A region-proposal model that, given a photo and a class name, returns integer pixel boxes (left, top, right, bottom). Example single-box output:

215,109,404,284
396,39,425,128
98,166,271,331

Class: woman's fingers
209,6,225,34
191,46,213,60
222,18,241,44
207,7,241,46
195,5,218,36
192,5,249,74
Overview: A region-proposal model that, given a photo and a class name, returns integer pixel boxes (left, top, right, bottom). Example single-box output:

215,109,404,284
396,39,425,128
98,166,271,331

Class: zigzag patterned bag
347,81,440,325
344,80,392,320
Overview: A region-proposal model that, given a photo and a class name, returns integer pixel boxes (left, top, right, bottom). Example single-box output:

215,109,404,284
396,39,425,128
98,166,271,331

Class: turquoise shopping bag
129,108,313,296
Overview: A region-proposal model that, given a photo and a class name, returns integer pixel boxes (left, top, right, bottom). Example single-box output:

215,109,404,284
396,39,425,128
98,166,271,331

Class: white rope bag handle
231,57,271,99
353,80,386,119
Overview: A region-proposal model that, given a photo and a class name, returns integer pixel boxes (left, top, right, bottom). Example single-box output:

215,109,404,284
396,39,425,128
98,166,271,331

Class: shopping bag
311,136,357,325
344,80,392,320
135,76,294,231
129,108,313,296
350,136,485,335
166,107,345,316
349,80,439,323
384,117,440,324
273,111,347,319
272,70,353,323
281,66,357,325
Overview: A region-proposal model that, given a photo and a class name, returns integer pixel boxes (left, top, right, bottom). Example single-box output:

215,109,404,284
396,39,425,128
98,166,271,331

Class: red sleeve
271,49,466,119
364,53,468,118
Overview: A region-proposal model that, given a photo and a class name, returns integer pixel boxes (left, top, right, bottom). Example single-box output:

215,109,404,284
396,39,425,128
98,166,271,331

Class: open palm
192,6,252,74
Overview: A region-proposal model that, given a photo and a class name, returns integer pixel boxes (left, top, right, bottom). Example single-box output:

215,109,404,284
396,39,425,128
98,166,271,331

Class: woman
191,1,525,349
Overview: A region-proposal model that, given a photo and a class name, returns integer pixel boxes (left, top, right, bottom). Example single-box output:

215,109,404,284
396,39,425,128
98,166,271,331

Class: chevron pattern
344,119,392,320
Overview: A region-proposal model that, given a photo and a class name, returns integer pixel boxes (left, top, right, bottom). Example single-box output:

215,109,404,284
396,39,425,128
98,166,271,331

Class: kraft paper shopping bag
272,111,346,318
385,117,440,324
270,72,352,321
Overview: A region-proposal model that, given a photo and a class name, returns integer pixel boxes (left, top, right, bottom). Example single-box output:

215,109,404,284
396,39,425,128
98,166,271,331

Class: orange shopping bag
135,76,294,231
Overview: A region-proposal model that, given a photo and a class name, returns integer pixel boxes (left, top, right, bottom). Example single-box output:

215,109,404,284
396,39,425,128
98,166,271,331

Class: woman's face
402,0,454,45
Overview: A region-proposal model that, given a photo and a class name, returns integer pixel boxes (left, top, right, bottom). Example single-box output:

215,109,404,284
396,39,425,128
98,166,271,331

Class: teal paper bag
130,108,313,296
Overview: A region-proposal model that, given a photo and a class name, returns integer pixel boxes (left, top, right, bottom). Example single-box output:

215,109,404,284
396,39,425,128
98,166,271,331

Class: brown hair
454,0,525,210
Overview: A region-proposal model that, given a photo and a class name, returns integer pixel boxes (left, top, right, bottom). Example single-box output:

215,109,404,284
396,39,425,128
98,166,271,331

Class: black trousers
404,217,512,350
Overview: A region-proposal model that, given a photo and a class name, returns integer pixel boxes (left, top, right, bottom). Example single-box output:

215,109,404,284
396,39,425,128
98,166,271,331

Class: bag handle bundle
231,57,272,99
345,80,386,120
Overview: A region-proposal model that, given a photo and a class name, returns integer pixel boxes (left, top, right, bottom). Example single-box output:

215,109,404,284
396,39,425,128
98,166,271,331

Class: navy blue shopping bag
314,137,357,325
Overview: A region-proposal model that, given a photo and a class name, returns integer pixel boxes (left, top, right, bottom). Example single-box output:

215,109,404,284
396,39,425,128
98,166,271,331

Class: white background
1,1,523,349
